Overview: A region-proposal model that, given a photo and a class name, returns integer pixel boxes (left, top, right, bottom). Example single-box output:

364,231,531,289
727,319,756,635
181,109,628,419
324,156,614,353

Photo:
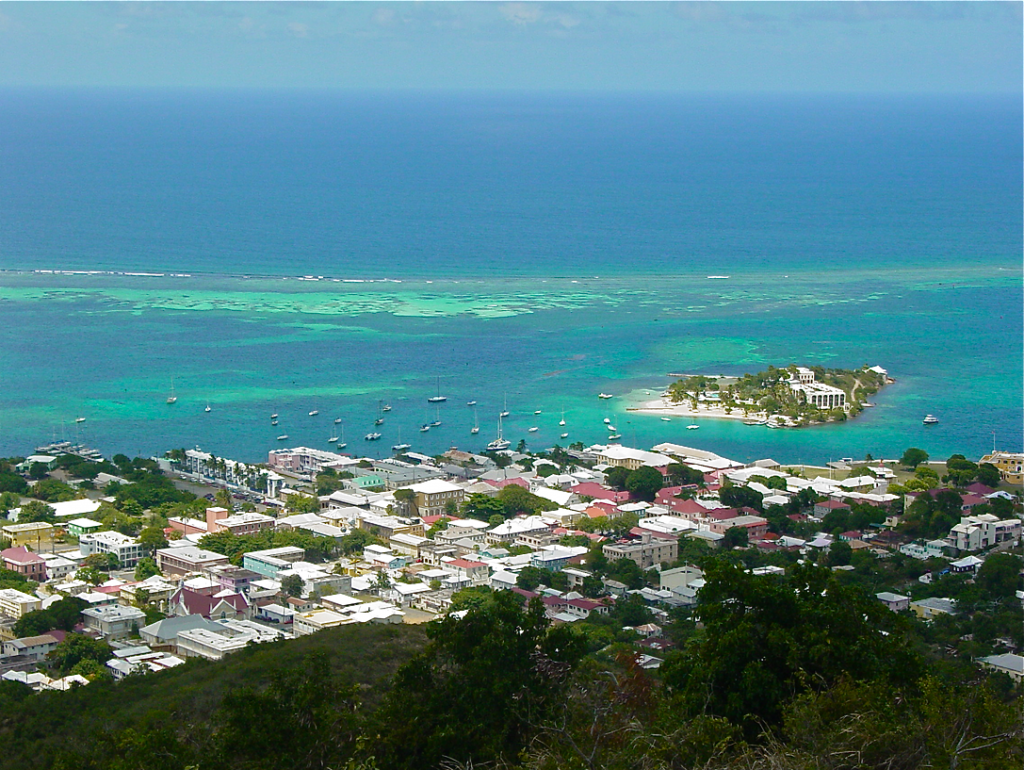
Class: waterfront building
977,451,1023,484
787,368,848,411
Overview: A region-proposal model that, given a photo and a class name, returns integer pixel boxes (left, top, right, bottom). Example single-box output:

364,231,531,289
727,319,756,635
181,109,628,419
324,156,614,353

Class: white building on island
788,368,847,411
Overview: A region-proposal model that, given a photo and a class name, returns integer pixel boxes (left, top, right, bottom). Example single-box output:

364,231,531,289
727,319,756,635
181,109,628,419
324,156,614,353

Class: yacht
607,433,622,441
687,424,700,430
560,432,569,439
499,392,510,418
75,417,86,423
382,403,392,412
606,424,617,432
603,417,611,424
470,407,480,435
486,414,511,451
661,417,671,422
364,432,382,441
923,414,939,425
166,378,177,404
205,404,212,413
534,410,542,415
427,376,447,403
334,417,342,424
467,400,477,406
598,393,614,399
271,419,279,426
308,410,319,417
528,426,538,433
559,410,566,427
276,434,289,441
420,424,431,433
271,413,279,419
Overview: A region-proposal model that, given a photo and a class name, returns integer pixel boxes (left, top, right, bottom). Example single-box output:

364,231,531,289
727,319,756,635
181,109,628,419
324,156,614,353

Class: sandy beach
627,397,768,422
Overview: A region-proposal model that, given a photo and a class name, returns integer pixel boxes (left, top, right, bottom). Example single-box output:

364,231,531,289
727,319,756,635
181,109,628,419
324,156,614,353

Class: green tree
138,525,168,554
133,556,161,581
13,597,87,637
604,466,630,490
827,540,853,566
662,560,923,734
17,500,56,524
214,652,362,770
281,573,305,597
719,484,764,513
900,447,929,469
976,463,1002,488
370,591,586,769
287,493,320,513
625,466,664,502
47,633,113,676
515,565,549,591
721,526,749,550
461,492,506,522
976,553,1022,600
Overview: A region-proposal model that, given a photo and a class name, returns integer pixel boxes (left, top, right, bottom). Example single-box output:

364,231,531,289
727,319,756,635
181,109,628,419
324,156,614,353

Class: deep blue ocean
0,90,1020,465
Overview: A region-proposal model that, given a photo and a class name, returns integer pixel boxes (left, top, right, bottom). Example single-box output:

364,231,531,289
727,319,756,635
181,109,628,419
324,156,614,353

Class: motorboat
603,417,611,424
277,434,289,441
528,427,538,433
661,417,671,422
607,433,622,441
392,442,411,452
598,393,614,399
364,432,382,441
687,424,700,430
467,400,477,406
923,414,939,425
308,410,319,416
75,417,86,423
334,417,342,424
560,432,569,439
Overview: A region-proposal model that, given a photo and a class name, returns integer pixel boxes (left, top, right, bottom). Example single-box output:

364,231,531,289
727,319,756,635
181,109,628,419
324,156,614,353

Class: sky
0,1,1020,93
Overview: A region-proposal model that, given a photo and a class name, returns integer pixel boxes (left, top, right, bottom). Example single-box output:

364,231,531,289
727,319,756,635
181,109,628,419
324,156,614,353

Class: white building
176,619,285,660
788,368,847,411
0,588,41,619
948,515,1021,552
79,531,144,568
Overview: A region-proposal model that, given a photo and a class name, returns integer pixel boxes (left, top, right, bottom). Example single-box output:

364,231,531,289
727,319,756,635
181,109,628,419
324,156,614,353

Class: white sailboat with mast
486,413,511,451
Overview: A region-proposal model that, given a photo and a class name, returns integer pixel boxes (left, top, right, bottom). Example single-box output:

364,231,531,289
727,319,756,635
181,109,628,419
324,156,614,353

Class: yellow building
1,521,54,550
978,452,1023,485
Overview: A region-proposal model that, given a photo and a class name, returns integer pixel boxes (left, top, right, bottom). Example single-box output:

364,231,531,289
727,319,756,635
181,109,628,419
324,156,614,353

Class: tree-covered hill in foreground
1,563,1020,770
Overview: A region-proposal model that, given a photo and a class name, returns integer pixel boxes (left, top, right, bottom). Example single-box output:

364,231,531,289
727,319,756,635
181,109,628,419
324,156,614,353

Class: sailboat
205,404,212,413
470,407,480,435
309,409,319,416
334,417,342,424
486,414,511,451
559,410,566,427
336,425,347,450
166,378,177,405
430,405,442,427
427,375,447,403
499,392,509,418
75,416,86,423
392,428,411,453
560,432,569,439
375,401,385,426
382,403,392,412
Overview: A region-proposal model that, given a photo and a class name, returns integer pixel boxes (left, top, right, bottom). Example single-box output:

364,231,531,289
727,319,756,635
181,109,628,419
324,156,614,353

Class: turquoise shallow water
0,91,1020,464
1,266,1019,465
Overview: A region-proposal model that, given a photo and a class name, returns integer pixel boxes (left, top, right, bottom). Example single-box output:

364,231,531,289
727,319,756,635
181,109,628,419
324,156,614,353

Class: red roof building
1,546,47,581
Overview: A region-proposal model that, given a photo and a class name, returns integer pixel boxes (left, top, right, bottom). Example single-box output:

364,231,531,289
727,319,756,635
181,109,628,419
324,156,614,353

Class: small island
629,364,893,427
